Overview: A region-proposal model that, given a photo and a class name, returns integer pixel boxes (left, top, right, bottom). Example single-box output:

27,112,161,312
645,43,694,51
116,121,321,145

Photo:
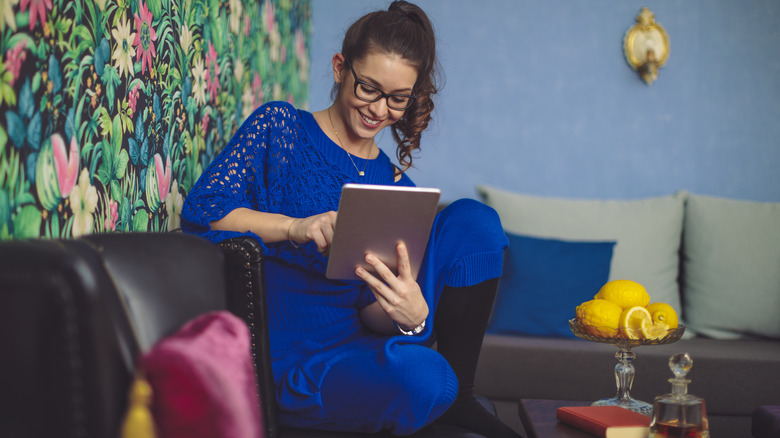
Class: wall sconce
624,7,669,85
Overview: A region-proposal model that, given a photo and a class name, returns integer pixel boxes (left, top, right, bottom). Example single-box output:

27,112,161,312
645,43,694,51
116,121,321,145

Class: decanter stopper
649,353,710,438
669,352,692,397
670,352,692,379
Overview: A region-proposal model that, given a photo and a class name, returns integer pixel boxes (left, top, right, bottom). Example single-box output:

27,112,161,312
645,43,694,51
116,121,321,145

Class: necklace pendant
358,171,365,177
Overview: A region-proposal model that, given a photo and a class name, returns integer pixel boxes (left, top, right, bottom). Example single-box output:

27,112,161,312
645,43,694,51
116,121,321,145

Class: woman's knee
434,198,506,250
319,346,456,429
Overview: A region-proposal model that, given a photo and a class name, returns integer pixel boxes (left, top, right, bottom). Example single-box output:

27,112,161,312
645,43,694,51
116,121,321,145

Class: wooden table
518,399,595,438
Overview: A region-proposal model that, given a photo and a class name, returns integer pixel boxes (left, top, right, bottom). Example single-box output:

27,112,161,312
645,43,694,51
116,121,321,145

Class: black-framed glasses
346,59,417,111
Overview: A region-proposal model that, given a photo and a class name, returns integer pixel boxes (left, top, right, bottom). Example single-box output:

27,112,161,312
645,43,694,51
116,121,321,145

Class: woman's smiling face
334,51,418,144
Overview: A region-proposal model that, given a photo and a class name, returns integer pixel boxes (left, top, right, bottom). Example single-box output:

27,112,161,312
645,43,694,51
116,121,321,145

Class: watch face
396,320,425,335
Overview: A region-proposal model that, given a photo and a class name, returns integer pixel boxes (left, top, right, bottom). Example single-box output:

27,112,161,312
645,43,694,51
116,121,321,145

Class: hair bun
387,0,410,13
388,1,424,24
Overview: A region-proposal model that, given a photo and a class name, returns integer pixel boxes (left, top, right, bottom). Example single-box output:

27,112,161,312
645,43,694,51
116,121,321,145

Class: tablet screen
325,184,441,280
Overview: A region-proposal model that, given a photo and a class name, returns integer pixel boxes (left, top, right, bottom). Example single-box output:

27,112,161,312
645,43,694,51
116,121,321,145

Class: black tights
432,278,525,438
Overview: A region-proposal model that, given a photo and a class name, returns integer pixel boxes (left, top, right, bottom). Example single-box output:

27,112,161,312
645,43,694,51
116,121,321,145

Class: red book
556,406,651,438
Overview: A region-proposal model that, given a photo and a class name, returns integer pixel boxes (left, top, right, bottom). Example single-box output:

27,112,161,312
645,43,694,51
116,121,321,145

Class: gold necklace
327,107,372,177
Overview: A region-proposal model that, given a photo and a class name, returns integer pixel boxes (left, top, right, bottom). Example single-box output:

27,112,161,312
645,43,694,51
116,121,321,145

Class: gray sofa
473,186,780,438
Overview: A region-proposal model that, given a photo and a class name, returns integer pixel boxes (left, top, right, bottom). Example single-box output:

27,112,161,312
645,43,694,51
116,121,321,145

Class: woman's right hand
287,211,337,255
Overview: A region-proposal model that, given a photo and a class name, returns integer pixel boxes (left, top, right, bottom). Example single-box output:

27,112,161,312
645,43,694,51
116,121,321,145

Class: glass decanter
649,353,710,438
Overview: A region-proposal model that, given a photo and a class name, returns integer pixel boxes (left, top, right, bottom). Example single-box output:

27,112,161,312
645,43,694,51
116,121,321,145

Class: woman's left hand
356,242,429,332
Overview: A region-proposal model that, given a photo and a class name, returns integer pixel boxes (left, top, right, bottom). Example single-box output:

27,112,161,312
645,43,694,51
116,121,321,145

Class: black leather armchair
0,233,231,438
0,233,494,438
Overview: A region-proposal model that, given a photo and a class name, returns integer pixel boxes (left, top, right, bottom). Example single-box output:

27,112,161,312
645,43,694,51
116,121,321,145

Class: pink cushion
142,311,264,438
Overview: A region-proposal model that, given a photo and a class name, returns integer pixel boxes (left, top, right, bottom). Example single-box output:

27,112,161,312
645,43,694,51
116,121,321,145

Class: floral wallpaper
0,0,310,239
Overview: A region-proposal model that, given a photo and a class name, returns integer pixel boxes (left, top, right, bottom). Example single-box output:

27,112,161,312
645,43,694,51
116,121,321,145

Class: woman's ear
332,53,347,84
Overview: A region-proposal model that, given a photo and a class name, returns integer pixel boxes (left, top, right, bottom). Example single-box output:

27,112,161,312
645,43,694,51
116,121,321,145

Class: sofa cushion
476,334,780,420
488,233,615,338
683,193,780,339
476,185,686,317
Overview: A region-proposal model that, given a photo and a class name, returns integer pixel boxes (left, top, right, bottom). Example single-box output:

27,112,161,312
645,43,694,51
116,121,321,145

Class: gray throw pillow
683,193,780,339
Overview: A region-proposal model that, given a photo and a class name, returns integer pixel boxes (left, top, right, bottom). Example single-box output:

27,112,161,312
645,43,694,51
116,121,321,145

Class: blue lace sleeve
181,103,293,242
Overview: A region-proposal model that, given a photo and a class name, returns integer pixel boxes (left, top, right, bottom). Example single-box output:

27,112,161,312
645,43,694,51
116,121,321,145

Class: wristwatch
395,320,426,336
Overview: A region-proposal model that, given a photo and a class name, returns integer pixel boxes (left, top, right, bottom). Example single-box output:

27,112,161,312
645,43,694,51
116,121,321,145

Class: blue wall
310,1,780,203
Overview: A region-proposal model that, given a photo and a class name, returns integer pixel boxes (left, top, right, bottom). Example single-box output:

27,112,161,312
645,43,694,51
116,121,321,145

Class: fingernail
365,254,374,262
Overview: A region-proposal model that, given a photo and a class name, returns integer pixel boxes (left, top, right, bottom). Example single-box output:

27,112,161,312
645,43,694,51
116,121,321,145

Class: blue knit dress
181,101,508,435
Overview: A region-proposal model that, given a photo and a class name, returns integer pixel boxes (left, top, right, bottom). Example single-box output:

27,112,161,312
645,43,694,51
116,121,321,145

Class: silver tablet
325,184,441,280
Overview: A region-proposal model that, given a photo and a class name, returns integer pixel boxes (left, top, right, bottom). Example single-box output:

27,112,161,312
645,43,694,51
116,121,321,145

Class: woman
182,2,521,437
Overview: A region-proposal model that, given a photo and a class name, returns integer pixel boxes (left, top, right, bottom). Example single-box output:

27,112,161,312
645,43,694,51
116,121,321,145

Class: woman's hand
356,242,429,332
287,211,337,255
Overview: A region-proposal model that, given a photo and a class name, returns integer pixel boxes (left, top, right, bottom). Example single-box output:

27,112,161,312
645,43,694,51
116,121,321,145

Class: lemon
594,279,650,309
646,302,679,329
619,306,652,339
575,299,623,338
641,321,671,340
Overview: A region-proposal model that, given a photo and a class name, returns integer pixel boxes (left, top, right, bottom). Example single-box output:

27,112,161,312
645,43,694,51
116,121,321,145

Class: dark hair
336,1,439,174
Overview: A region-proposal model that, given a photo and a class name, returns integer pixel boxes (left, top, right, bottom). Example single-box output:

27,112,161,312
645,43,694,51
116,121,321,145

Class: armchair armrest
219,237,280,438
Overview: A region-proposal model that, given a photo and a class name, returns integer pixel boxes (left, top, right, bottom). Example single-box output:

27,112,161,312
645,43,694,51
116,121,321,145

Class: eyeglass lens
348,61,415,111
354,83,413,110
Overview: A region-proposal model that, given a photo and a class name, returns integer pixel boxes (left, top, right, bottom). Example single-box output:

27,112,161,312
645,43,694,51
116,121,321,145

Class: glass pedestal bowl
569,319,686,416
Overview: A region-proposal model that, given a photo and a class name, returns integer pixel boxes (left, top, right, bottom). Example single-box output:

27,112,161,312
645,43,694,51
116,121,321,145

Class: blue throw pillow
488,233,616,338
